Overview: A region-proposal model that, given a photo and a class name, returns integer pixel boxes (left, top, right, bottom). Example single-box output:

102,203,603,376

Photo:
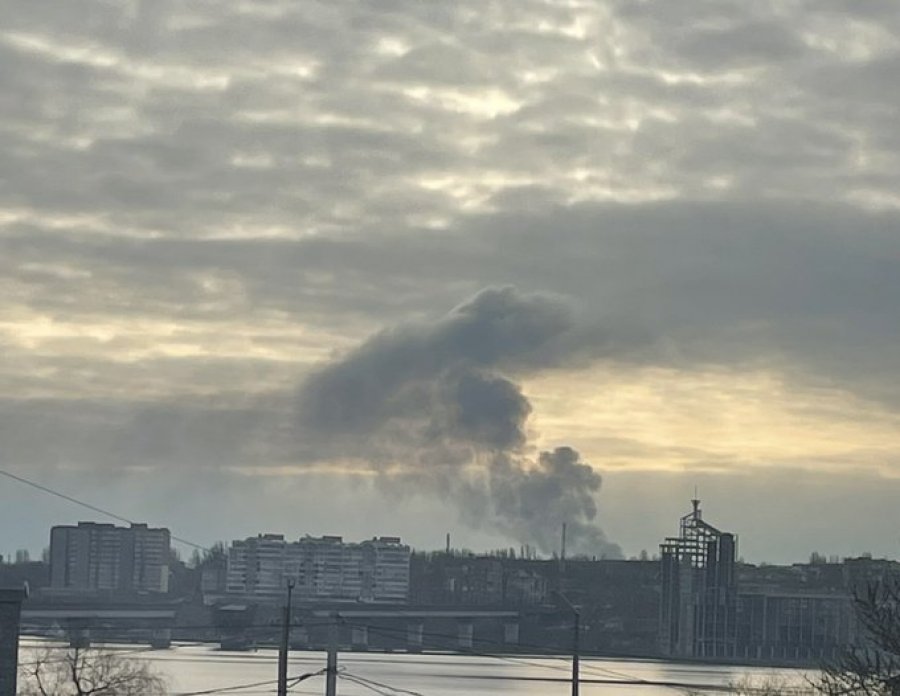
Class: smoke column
297,286,621,558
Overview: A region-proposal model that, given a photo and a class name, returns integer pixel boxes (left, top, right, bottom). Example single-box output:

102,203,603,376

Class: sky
3,0,900,564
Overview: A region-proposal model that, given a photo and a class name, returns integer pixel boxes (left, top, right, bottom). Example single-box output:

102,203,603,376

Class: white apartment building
366,536,410,603
49,522,170,594
225,534,285,596
225,534,410,602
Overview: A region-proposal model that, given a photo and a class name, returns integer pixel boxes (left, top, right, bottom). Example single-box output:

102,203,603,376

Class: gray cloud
4,199,900,408
0,395,296,473
3,0,900,244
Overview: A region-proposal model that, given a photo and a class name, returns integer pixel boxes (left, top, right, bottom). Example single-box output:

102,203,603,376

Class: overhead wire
337,619,659,686
0,467,208,552
339,671,427,696
347,620,615,681
338,673,394,696
170,668,325,696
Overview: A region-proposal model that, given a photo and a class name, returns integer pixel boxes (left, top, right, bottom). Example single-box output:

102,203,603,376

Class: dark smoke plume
298,287,621,558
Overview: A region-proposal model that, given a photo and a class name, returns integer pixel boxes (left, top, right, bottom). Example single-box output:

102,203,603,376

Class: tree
686,674,815,695
19,645,166,696
816,578,900,695
190,541,226,569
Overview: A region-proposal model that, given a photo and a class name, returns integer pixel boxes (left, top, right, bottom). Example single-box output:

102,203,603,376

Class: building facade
226,534,410,602
0,587,28,696
735,590,857,662
49,522,170,594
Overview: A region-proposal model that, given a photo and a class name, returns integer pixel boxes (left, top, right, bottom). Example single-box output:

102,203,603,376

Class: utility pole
556,592,579,696
277,580,294,696
325,612,338,696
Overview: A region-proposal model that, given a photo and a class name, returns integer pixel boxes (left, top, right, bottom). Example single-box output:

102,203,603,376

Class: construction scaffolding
659,499,738,659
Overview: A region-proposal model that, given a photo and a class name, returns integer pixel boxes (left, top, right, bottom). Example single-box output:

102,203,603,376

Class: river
19,639,815,695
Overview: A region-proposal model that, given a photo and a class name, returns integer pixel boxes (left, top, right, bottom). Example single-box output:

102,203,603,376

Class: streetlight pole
556,592,580,696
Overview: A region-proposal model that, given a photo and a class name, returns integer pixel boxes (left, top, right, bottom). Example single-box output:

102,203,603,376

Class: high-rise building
49,522,170,594
365,536,411,602
225,534,410,602
659,499,738,659
225,534,285,596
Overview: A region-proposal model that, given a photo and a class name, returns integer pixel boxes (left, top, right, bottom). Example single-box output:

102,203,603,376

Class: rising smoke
297,287,622,558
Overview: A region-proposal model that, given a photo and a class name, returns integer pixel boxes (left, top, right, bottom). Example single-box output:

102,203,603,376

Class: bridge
21,602,179,648
300,606,523,653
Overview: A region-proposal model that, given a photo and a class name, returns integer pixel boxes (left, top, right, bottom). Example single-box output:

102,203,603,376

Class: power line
339,674,395,696
171,668,325,696
0,467,208,552
348,622,581,676
340,621,676,691
339,672,427,696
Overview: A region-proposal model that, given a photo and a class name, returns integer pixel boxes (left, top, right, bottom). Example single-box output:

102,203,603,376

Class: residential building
226,534,285,597
225,534,410,602
49,522,170,594
366,536,413,602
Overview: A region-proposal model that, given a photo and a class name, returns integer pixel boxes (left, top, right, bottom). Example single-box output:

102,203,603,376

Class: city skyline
1,496,895,568
3,1,900,564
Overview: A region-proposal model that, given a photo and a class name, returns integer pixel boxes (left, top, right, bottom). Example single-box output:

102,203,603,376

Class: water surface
20,639,814,695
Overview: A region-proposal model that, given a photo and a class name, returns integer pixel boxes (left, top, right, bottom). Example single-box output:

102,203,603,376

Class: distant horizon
4,512,896,570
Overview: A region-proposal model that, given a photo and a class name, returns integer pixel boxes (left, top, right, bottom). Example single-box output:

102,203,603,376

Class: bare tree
816,580,900,696
686,674,815,695
19,645,166,696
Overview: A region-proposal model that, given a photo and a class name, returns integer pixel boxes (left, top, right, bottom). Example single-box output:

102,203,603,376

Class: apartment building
49,522,170,594
225,534,410,602
225,534,285,596
366,536,410,602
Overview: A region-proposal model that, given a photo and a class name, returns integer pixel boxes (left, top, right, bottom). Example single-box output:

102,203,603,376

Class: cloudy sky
3,0,900,563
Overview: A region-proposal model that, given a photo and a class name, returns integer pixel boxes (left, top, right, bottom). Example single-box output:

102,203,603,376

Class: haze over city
3,0,900,565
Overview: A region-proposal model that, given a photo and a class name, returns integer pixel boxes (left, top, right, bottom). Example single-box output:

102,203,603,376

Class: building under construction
659,499,738,659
